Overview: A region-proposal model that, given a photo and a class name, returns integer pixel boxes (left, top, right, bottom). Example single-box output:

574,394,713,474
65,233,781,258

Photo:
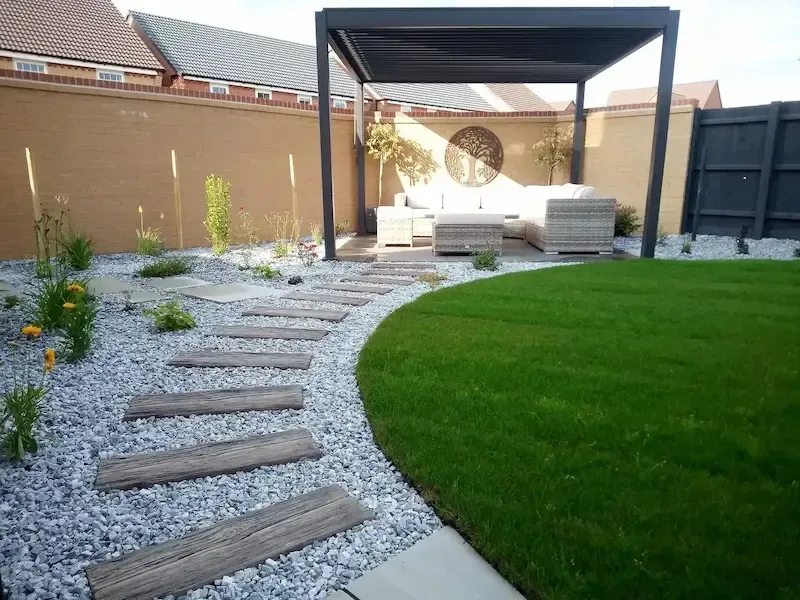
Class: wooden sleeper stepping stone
316,283,393,295
86,485,374,600
363,269,432,277
283,291,371,306
371,262,436,270
124,385,304,420
344,275,415,286
168,351,312,369
242,306,349,322
95,429,321,491
209,325,328,340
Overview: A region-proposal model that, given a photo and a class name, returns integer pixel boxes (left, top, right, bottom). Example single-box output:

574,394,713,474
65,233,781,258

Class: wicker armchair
524,197,615,254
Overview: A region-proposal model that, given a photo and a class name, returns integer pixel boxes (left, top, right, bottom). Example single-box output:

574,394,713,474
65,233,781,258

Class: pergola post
355,83,366,234
315,11,336,260
570,80,586,184
641,12,680,258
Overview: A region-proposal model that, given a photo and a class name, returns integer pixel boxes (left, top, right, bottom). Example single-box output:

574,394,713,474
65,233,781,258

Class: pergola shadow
315,6,680,259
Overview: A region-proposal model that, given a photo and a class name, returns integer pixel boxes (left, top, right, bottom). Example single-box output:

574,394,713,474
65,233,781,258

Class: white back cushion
442,189,481,212
406,187,442,209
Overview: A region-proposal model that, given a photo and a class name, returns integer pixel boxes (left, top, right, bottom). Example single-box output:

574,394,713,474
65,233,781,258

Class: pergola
315,6,680,259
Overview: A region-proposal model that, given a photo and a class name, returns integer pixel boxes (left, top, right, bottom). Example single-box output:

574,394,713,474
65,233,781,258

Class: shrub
335,219,351,236
60,293,97,362
296,241,319,266
60,231,94,270
265,211,300,251
136,206,163,256
272,241,291,259
472,248,500,271
288,275,303,285
310,222,323,246
34,259,52,279
204,175,232,255
235,206,259,268
657,229,669,245
143,301,196,332
735,226,749,255
253,264,281,279
614,203,640,237
1,339,55,461
4,295,21,309
137,258,190,278
418,272,447,288
29,276,89,331
681,241,692,254
794,248,800,258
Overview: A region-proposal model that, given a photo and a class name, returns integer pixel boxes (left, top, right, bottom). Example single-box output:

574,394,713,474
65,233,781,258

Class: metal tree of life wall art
444,126,504,187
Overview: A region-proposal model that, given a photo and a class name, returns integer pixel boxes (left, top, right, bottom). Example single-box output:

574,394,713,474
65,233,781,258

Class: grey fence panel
681,100,800,240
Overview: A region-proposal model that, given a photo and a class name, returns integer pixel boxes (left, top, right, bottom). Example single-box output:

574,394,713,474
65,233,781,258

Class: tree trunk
466,156,478,185
378,159,384,206
547,166,554,185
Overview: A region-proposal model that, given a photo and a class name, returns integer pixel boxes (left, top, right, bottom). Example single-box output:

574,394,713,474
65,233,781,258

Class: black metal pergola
315,6,680,259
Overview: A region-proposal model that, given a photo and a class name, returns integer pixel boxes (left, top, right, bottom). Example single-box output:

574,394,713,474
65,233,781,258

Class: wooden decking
316,283,393,295
168,351,312,369
209,325,328,340
242,306,349,322
283,291,371,306
343,275,416,286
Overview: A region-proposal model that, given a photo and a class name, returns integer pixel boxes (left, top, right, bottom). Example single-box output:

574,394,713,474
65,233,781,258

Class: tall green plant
532,125,573,185
204,175,232,255
365,123,403,205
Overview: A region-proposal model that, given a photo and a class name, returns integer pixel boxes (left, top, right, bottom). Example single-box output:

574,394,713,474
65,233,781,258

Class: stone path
344,275,416,286
362,269,431,277
243,306,349,321
209,325,329,340
316,283,394,295
370,263,437,270
168,351,313,369
283,291,371,306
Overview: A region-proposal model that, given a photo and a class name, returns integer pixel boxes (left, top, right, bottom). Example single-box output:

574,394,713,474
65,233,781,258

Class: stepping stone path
180,283,281,303
209,325,328,340
148,276,210,291
344,275,416,286
124,385,304,420
243,306,349,322
95,429,321,491
371,262,437,270
168,351,312,369
363,269,432,277
126,290,166,304
316,282,393,295
0,281,18,298
87,277,137,295
86,485,373,600
283,291,371,306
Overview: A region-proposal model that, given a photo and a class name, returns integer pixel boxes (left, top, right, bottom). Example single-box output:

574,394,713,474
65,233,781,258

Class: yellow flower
44,348,56,372
62,302,76,310
21,325,42,338
66,283,84,294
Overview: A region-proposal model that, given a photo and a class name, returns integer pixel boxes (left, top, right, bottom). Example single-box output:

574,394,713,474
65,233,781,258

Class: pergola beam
355,83,366,235
570,81,586,184
315,11,336,260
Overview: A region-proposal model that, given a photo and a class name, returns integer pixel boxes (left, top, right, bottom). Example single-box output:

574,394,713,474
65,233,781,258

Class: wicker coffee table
432,212,504,254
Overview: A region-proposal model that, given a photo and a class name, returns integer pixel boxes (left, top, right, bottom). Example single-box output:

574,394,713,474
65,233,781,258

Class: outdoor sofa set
377,184,616,254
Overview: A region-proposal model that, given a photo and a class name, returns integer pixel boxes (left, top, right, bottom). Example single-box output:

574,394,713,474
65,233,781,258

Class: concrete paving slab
179,283,281,303
127,291,166,304
0,281,14,291
339,527,524,600
87,277,137,295
147,276,210,291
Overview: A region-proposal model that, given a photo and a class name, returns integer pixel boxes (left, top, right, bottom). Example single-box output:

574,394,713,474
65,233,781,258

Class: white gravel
615,233,800,260
0,243,565,600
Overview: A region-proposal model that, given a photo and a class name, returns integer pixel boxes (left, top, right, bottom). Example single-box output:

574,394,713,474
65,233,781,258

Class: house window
210,83,229,94
297,95,313,105
97,70,124,82
400,105,413,113
15,60,46,73
333,99,348,109
256,89,272,99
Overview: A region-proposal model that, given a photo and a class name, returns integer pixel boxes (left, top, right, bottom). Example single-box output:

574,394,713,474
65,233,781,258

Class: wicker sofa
388,184,615,253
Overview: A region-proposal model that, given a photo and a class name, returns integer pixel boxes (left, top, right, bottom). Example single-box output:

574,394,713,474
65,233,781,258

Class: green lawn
357,260,800,600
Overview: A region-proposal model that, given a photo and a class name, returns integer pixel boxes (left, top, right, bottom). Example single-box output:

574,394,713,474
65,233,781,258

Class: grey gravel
615,233,800,260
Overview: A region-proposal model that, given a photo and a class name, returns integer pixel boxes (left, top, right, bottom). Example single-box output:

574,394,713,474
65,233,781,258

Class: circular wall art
444,126,504,187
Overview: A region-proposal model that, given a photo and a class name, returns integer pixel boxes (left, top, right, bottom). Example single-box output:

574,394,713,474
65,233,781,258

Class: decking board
95,429,321,491
343,276,415,286
242,306,349,322
86,485,374,600
209,326,328,340
168,351,312,369
283,291,371,306
362,269,433,277
124,385,303,420
371,263,436,269
316,283,393,295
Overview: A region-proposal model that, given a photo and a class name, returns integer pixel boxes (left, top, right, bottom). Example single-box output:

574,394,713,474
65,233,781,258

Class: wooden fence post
25,148,45,254
171,149,184,250
753,101,781,239
691,143,707,241
289,153,299,241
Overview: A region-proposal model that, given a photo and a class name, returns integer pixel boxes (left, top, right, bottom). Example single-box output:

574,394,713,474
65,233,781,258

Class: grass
357,260,800,600
137,257,190,278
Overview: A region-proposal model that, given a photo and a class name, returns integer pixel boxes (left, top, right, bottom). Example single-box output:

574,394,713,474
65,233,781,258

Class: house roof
484,83,553,111
608,80,719,108
128,11,496,111
0,0,162,71
549,100,576,111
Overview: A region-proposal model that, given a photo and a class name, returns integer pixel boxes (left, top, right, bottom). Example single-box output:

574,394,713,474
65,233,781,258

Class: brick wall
0,58,160,85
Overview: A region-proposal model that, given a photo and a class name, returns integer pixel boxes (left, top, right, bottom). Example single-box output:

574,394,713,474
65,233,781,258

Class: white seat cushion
434,212,505,226
377,206,412,220
405,188,442,209
442,190,481,212
411,208,435,219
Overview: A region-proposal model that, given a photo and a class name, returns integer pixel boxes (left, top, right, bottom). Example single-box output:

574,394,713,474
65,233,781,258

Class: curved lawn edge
356,260,800,600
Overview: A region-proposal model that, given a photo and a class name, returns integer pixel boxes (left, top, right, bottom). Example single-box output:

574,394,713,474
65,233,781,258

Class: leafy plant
60,231,94,270
29,276,89,331
35,258,52,279
265,211,301,252
33,196,69,274
143,301,196,332
532,125,574,185
366,123,403,205
335,220,351,236
253,264,281,279
4,295,21,309
794,248,800,258
296,241,319,266
60,293,97,362
235,206,259,268
1,338,55,461
288,275,303,285
681,241,692,254
614,203,641,237
657,229,669,246
204,175,232,255
472,248,500,271
735,226,749,255
137,258,190,278
310,222,324,246
135,206,164,256
272,241,291,259
418,272,447,288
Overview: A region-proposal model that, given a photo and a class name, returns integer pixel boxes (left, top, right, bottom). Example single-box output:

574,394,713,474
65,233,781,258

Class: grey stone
147,276,210,290
179,283,281,303
87,277,138,295
127,290,167,304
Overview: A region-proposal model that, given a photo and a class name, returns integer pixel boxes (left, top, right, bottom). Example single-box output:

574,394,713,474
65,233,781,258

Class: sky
112,0,800,108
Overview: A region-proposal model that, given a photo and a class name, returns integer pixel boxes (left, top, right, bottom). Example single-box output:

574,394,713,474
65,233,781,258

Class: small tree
532,125,573,185
204,175,231,255
365,123,402,205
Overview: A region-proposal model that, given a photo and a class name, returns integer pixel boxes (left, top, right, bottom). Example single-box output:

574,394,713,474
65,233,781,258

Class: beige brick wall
0,80,356,259
124,72,161,86
0,57,12,69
